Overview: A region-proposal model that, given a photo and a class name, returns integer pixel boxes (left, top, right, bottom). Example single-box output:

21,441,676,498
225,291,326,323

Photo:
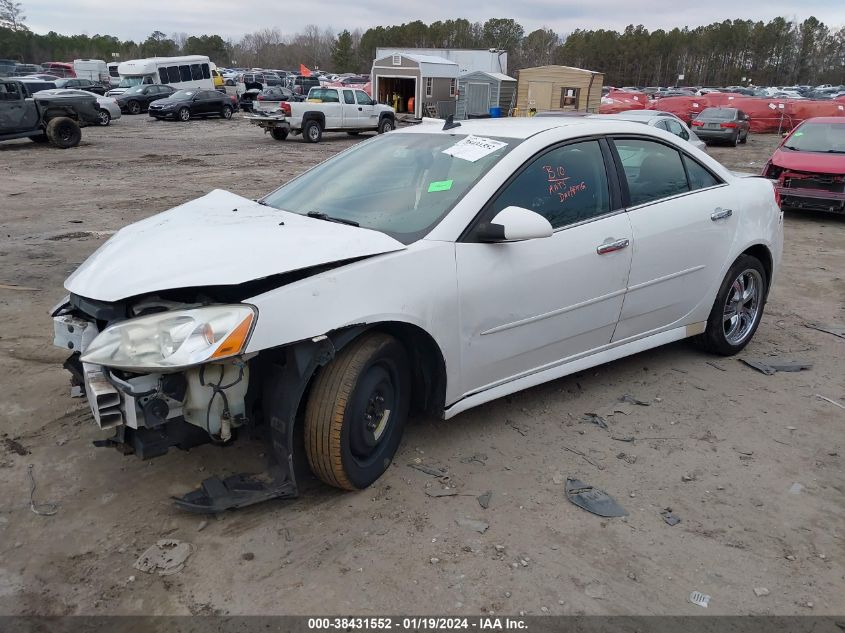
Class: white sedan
52,117,783,512
37,88,121,126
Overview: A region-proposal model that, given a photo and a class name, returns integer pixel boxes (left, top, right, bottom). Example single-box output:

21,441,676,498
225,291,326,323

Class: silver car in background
35,88,122,126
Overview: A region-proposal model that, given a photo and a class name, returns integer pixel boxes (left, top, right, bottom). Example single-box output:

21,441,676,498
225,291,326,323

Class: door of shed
466,82,491,116
528,81,553,111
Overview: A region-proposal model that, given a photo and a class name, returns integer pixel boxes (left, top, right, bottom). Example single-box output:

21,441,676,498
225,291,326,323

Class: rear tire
304,333,410,490
45,117,81,149
731,132,740,146
303,119,322,143
270,127,288,141
740,131,748,144
221,105,233,119
695,255,767,356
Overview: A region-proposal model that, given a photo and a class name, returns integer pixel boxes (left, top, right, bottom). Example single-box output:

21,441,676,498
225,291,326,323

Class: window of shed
425,77,433,98
392,55,401,66
560,87,580,108
449,78,456,97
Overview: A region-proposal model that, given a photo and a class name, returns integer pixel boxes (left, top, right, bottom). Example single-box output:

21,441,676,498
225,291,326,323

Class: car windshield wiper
305,211,359,227
824,149,845,153
782,145,800,151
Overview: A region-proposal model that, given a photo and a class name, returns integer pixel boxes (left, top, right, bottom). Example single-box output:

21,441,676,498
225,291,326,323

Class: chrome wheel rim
308,125,319,141
98,110,109,125
723,269,762,345
179,109,189,121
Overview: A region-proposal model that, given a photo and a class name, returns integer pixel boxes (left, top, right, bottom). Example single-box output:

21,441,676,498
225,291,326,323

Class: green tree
332,29,354,72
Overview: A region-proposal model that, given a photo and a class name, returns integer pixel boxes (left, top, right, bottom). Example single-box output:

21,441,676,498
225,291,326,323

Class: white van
107,62,120,88
107,55,214,96
73,59,109,85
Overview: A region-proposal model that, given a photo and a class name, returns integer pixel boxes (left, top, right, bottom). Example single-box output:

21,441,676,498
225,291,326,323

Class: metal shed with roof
456,70,517,119
371,53,459,119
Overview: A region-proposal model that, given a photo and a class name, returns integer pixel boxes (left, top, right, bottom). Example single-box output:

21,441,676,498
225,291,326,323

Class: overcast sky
23,0,845,42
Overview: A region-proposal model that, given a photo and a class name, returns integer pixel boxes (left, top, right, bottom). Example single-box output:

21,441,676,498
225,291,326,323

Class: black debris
565,478,627,518
740,358,813,375
620,394,650,406
661,508,681,526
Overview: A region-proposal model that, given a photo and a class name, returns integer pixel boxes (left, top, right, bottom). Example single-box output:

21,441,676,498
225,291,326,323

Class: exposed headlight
81,305,256,371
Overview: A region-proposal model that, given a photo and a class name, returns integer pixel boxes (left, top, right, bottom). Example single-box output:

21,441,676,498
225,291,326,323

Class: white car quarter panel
245,240,464,403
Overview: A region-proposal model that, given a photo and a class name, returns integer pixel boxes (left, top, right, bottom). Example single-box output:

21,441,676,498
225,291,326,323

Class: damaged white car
53,117,783,512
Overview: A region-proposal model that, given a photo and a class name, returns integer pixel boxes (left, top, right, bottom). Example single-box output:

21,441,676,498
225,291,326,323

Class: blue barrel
489,106,502,118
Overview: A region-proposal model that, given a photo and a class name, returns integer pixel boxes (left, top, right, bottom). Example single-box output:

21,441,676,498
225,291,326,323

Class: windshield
262,133,518,244
118,76,146,88
785,122,845,152
124,85,146,95
171,90,195,99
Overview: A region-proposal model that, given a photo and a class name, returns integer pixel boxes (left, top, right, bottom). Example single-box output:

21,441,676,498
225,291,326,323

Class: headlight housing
81,305,256,371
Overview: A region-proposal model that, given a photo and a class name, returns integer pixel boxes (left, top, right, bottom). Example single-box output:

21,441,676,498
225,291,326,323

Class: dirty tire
695,254,767,356
378,117,394,134
740,131,748,144
732,132,740,146
45,117,81,149
178,107,190,122
304,333,410,491
304,119,322,143
29,132,49,143
270,127,288,141
97,109,111,126
128,100,141,115
221,105,233,119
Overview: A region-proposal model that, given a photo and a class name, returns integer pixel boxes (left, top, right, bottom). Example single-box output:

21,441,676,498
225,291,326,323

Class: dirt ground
0,114,843,617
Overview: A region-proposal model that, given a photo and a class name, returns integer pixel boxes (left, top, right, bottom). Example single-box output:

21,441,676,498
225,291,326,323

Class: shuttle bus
108,55,214,96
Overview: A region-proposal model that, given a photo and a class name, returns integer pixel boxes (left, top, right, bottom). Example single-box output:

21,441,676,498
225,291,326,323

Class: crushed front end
766,164,845,214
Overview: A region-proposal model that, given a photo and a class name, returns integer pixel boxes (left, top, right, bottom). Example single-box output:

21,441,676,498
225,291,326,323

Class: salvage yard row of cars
51,116,788,511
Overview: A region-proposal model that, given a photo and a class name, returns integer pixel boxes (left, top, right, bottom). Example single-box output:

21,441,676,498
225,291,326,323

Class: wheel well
302,112,325,127
742,244,773,290
43,109,78,122
379,112,394,122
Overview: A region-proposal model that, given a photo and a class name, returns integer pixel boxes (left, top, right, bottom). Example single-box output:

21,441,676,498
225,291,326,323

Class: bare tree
0,0,27,31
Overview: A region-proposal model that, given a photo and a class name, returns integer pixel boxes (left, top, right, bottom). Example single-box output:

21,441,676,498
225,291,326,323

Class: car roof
395,116,661,140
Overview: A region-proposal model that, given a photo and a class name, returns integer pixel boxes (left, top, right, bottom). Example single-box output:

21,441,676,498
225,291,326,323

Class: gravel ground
0,114,843,616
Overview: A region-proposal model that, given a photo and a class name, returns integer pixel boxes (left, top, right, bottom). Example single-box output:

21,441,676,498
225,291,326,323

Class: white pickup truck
245,86,396,143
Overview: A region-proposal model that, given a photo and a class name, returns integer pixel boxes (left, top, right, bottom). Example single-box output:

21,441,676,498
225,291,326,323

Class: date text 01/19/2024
306,617,528,630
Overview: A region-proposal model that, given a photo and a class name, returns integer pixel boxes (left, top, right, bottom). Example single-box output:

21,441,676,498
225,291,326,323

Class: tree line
1,6,843,86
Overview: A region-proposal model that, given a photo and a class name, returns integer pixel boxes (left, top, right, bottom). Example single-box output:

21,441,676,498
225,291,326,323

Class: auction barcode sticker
443,135,508,162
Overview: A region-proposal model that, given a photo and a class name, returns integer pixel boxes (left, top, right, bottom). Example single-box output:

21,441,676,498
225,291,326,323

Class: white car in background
35,88,121,126
51,117,782,512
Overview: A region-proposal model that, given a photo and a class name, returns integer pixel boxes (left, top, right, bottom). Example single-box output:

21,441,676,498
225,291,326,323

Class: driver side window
488,140,611,229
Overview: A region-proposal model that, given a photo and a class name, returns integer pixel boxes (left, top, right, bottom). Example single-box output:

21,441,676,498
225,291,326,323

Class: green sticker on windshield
792,132,803,136
428,179,454,193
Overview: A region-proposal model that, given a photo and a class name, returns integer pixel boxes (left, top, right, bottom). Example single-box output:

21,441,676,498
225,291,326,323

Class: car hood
771,148,845,175
65,189,407,302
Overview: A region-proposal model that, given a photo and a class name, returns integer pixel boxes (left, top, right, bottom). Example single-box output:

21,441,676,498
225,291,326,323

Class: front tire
178,107,190,122
127,100,141,115
304,119,322,143
378,117,394,134
46,117,81,149
221,105,233,119
304,333,410,491
97,109,111,126
696,255,767,355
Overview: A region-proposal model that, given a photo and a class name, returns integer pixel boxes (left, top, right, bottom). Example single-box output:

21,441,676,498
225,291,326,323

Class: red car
763,117,845,214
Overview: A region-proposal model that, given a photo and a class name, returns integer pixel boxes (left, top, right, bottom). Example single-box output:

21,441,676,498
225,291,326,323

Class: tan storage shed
515,65,604,115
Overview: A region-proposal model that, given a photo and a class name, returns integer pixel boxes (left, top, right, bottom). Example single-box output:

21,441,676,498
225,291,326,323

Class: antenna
442,114,461,131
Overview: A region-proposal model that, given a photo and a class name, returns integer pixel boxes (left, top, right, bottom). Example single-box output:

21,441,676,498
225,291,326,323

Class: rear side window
190,64,203,80
158,68,168,83
0,82,22,100
614,138,689,206
167,66,180,83
684,156,720,190
488,140,611,229
343,90,355,104
179,65,191,82
201,64,211,80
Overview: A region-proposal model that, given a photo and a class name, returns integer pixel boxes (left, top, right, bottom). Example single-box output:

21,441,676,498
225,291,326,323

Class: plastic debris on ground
689,591,711,608
565,478,627,517
806,323,845,339
476,491,492,509
620,394,650,406
739,358,813,375
582,413,609,430
455,517,489,533
133,539,194,575
815,394,845,410
661,508,681,526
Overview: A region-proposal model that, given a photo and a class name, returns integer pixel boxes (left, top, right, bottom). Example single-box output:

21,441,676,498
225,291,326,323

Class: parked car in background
0,59,16,76
73,59,109,85
13,63,43,76
764,117,845,215
36,88,121,126
604,111,706,152
263,73,282,86
16,78,57,93
211,67,225,89
691,108,750,146
256,86,300,103
148,89,234,121
53,78,107,95
222,70,239,85
289,74,321,95
18,74,60,81
1,78,101,148
42,62,75,78
114,84,175,114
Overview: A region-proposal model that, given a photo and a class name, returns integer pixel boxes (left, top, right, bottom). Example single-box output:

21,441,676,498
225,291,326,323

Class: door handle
596,238,630,255
711,207,733,221
358,107,363,111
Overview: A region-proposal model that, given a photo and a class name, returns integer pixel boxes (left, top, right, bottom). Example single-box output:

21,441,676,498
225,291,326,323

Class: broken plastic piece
477,490,492,509
806,323,845,340
134,539,193,575
565,478,627,517
174,472,296,514
689,591,711,608
740,358,812,375
661,508,681,526
620,394,650,406
582,413,609,429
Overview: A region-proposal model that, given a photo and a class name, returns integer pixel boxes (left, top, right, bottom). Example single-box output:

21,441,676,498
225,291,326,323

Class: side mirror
477,206,554,242
371,99,377,105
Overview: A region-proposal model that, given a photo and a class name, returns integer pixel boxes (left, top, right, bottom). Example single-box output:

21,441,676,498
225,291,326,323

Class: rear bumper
695,128,738,140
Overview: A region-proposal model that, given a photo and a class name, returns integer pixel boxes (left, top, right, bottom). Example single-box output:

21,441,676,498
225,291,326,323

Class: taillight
720,122,737,128
281,102,291,116
257,95,264,100
691,120,703,127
